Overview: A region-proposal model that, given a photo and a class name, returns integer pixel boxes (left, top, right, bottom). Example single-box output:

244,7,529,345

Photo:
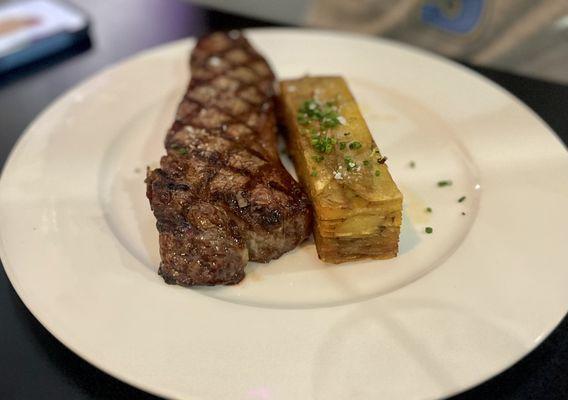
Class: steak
146,31,312,286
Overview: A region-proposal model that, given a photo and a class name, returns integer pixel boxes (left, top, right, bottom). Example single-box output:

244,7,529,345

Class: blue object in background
421,0,484,34
0,30,89,75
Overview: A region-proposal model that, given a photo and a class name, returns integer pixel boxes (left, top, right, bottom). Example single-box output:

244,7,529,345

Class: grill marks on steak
146,32,312,286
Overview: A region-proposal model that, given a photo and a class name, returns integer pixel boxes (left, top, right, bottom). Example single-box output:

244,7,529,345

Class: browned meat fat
146,31,312,286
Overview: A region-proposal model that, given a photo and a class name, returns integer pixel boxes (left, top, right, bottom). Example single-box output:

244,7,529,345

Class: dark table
1,1,567,399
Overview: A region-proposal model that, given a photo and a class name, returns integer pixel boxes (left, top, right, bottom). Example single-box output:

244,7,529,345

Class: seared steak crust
146,32,312,286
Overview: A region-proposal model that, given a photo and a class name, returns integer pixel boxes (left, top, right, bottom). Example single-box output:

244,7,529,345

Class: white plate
1,28,568,400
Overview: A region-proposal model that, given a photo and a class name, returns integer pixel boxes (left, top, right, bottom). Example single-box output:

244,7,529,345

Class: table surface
0,1,567,399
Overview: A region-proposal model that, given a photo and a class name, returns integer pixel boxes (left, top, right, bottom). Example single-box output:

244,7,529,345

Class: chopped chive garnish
311,134,336,154
409,161,416,168
297,99,342,129
426,207,432,213
177,147,188,156
339,142,347,150
349,141,362,150
437,180,453,187
344,156,357,171
458,196,466,203
375,170,381,176
312,155,324,163
425,227,433,234
311,170,318,177
363,160,370,166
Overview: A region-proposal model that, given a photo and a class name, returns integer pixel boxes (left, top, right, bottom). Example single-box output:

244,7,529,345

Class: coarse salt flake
208,56,222,67
228,30,241,39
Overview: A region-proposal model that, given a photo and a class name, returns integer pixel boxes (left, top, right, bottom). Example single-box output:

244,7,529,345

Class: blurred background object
190,0,568,84
0,0,90,75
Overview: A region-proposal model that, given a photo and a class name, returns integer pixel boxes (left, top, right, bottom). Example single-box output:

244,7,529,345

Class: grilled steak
146,31,312,286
